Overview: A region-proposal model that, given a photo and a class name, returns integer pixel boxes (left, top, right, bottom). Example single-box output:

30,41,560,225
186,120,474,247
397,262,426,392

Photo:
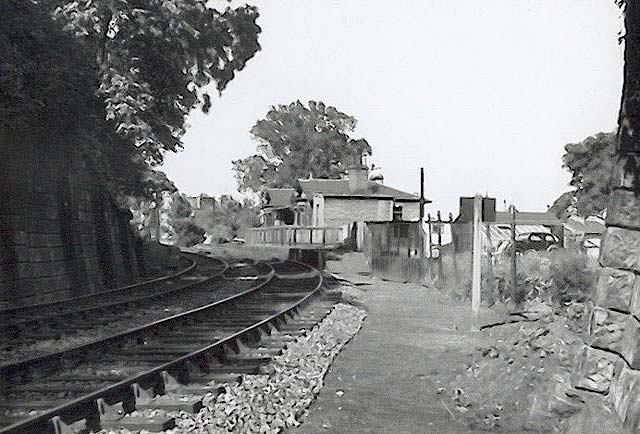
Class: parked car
514,232,560,253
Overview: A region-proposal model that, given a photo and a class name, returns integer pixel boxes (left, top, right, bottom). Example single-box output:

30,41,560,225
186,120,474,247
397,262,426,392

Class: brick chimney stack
348,165,369,193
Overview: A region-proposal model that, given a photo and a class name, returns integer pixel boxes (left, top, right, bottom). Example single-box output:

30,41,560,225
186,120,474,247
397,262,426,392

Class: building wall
399,201,420,222
323,197,393,227
0,132,143,308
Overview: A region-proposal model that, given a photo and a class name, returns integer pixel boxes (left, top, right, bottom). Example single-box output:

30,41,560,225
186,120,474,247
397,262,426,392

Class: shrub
493,248,597,308
548,248,598,303
173,220,206,247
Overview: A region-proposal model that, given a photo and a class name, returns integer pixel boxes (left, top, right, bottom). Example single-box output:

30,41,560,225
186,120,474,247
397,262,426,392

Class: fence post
471,194,482,315
437,211,444,284
449,213,458,276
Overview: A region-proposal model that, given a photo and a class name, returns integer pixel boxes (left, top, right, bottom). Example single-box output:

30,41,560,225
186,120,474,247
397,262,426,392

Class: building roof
494,211,563,226
564,215,605,235
264,188,296,209
298,178,426,201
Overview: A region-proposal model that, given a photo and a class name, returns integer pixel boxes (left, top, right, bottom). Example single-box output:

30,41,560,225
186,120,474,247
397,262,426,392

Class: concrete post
471,194,482,315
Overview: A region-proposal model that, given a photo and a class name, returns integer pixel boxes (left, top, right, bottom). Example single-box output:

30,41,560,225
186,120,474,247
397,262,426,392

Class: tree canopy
552,132,616,218
233,100,371,192
2,0,261,201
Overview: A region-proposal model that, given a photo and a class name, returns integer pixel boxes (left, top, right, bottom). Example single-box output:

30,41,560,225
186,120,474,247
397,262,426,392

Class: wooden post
449,212,458,276
437,211,444,283
471,194,482,315
155,204,161,242
427,213,432,257
419,168,425,258
510,205,517,293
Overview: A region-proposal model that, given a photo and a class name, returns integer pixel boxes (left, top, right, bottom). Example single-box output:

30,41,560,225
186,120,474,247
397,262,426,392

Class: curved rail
0,255,198,316
0,255,226,334
0,258,321,434
0,255,238,377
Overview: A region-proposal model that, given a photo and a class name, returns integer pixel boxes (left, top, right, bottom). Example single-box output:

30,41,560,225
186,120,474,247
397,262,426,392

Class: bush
548,248,598,303
172,220,206,247
493,248,597,308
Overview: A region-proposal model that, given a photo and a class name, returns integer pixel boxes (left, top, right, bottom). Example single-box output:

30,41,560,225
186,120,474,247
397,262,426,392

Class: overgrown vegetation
435,248,598,311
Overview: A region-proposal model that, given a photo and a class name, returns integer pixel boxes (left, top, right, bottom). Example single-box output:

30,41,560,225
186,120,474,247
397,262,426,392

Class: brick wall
323,198,393,227
0,133,142,308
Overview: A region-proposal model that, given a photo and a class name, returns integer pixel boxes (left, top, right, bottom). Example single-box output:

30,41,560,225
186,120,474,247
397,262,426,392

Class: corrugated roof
298,178,422,201
564,216,605,235
494,211,562,226
488,224,552,244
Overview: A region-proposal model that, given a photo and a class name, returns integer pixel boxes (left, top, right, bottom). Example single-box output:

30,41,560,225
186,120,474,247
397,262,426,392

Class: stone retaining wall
577,186,640,431
0,133,142,308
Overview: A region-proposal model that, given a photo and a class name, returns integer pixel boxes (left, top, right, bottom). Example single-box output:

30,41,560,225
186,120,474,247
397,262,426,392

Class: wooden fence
250,226,344,247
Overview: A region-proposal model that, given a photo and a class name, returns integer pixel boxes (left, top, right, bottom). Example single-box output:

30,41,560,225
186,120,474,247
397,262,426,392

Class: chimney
348,165,369,193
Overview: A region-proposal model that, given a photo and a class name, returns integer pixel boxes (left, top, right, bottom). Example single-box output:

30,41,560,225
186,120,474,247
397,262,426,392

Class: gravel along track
0,255,256,365
0,258,323,434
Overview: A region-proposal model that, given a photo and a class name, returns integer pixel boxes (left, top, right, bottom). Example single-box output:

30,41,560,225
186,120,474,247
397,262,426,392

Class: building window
393,205,403,221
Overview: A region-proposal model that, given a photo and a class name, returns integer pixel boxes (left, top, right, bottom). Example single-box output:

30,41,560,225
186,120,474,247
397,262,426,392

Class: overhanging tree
2,0,262,200
233,100,371,192
554,132,617,218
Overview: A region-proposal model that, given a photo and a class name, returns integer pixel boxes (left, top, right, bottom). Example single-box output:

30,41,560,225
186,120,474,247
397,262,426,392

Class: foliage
493,249,598,307
1,0,261,205
233,101,371,192
548,191,576,221
560,132,616,217
43,0,261,165
192,195,260,242
172,219,205,247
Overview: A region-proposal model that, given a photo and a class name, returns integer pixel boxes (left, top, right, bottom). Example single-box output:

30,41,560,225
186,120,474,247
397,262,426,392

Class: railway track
0,256,327,434
0,256,271,369
0,254,221,332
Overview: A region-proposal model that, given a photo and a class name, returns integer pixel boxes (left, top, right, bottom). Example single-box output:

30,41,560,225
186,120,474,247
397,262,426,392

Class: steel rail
0,255,227,331
0,256,245,377
0,254,200,316
0,259,321,434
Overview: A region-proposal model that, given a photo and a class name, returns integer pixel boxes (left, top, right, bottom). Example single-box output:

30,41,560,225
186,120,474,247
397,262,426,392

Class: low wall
199,244,327,269
199,244,290,261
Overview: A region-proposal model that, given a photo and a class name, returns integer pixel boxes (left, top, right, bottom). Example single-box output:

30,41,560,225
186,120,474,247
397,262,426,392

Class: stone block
594,267,637,313
608,189,640,230
590,307,628,354
609,360,640,420
573,346,619,394
622,317,640,369
600,227,640,273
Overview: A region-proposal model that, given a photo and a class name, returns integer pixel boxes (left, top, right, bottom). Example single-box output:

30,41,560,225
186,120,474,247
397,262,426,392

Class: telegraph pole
419,167,425,258
471,194,482,315
510,204,517,294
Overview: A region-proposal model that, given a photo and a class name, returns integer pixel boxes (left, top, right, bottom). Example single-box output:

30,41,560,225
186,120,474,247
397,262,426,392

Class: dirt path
288,253,526,434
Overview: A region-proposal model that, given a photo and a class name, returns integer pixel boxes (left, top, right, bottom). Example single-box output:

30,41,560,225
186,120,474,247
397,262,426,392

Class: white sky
162,0,624,215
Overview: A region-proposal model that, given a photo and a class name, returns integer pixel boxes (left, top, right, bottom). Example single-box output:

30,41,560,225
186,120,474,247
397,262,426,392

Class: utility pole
437,211,444,283
510,204,517,294
419,167,425,258
449,212,458,276
471,194,482,315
